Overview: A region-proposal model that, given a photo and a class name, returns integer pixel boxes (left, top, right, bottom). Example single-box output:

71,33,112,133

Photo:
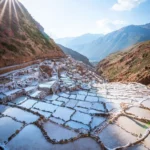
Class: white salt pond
19,99,37,109
7,124,53,150
31,108,51,118
43,121,78,141
71,111,91,125
53,107,75,121
91,116,106,129
12,96,28,104
0,117,23,143
7,125,101,150
45,94,59,101
66,121,90,131
99,124,137,149
33,102,58,112
126,107,150,119
3,107,39,123
116,116,150,136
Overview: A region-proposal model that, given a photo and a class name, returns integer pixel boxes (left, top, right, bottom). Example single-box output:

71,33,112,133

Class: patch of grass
1,42,18,53
23,24,54,49
142,53,148,58
0,49,6,56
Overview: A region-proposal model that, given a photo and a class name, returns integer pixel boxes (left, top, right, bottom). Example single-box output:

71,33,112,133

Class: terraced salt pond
91,116,106,129
0,58,150,149
116,116,150,136
126,106,150,119
33,102,58,112
19,99,37,109
53,107,75,121
65,121,90,131
71,111,91,125
3,107,39,123
7,124,101,150
43,121,79,141
11,96,28,104
0,117,23,143
99,124,137,149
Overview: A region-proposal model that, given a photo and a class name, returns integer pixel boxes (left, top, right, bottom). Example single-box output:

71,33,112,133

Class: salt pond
3,107,39,123
0,117,23,143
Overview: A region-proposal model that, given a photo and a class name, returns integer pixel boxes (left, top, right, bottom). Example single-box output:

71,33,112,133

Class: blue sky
19,0,150,38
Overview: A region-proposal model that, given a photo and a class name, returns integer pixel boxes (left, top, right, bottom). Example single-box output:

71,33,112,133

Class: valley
0,0,150,149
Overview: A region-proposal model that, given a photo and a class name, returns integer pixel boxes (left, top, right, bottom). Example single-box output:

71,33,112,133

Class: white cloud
112,0,146,11
96,19,127,34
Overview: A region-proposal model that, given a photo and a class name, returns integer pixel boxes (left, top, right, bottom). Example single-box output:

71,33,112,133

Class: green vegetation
23,24,54,49
1,42,18,53
0,49,6,56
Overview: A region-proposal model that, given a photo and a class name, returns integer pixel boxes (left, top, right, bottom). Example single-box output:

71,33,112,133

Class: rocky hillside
97,41,150,85
58,44,92,66
77,23,150,61
0,0,65,68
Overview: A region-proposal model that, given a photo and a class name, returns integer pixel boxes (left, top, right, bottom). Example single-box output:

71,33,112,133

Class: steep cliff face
97,41,150,85
0,0,65,68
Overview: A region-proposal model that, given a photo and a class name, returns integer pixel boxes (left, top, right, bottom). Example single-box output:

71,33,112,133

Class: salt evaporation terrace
0,56,150,150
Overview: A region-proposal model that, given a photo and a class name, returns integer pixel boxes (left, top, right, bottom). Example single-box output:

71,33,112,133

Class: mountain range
55,33,103,53
97,40,150,85
56,23,150,61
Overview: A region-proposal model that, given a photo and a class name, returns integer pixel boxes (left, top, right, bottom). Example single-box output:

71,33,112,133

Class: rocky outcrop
97,41,150,85
0,0,65,68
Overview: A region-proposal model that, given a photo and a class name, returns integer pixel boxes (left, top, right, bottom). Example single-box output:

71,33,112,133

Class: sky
19,0,150,38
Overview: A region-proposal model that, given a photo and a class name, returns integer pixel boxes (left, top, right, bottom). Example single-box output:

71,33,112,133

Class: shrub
1,42,18,52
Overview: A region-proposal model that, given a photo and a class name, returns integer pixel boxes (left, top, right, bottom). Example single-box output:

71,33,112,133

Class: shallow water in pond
76,95,86,101
45,95,59,101
19,99,37,109
71,111,91,125
0,105,9,113
0,117,23,143
76,101,92,109
34,102,58,112
43,121,78,141
3,107,39,123
117,116,150,136
7,124,53,150
31,108,51,118
53,107,75,121
99,124,137,149
66,121,90,131
85,96,99,102
91,116,106,129
12,96,28,104
7,125,101,150
142,100,150,109
91,103,105,111
126,107,150,119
